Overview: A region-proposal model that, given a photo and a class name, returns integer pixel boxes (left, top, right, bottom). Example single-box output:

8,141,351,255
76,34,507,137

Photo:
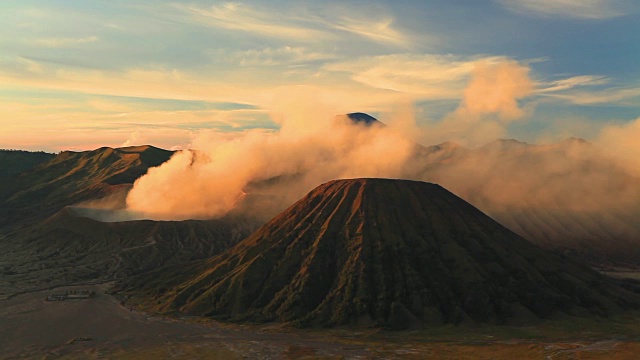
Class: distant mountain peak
117,145,168,153
480,138,529,151
429,141,463,152
345,112,382,126
560,137,589,146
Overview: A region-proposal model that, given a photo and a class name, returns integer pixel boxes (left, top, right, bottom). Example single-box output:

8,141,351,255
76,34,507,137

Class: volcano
0,145,263,298
137,179,638,328
0,145,173,230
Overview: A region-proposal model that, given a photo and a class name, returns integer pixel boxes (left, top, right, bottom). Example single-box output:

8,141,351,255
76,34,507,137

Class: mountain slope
130,179,638,328
0,207,258,299
0,145,268,299
0,145,173,229
0,149,54,176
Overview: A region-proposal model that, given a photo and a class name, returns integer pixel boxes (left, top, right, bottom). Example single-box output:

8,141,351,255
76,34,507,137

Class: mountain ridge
0,145,174,229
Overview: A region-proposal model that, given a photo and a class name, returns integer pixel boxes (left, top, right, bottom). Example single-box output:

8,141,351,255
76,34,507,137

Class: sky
0,0,638,152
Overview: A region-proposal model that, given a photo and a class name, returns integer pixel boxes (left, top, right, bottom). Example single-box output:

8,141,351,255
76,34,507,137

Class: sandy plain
2,283,640,359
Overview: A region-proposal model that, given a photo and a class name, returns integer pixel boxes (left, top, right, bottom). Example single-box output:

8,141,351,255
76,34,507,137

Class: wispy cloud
0,55,403,117
537,75,610,92
171,2,328,41
497,0,626,19
213,46,337,67
170,2,412,47
537,74,640,106
34,36,98,48
0,95,272,151
317,15,410,47
325,54,508,98
544,87,640,105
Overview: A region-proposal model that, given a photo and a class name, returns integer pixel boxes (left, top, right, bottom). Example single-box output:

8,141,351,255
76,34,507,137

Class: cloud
530,115,606,144
171,2,329,41
126,87,419,219
125,60,539,220
597,117,640,176
0,58,261,104
459,59,534,120
0,55,411,120
0,94,273,152
536,74,639,107
88,99,134,113
326,54,467,96
171,2,411,46
320,16,410,47
34,36,98,48
0,54,538,151
212,46,337,67
537,75,610,93
121,127,143,147
497,0,626,19
418,59,535,147
0,121,193,153
17,56,44,74
325,54,515,99
543,86,640,106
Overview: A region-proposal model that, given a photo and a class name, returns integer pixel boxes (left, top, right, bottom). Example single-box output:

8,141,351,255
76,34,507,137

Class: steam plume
126,90,418,220
420,59,534,147
125,59,640,235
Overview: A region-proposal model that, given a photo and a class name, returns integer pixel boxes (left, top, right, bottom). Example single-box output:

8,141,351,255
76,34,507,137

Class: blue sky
0,0,638,151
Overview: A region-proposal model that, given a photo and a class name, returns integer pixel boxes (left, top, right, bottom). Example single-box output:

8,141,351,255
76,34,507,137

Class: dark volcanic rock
143,178,639,328
346,112,381,126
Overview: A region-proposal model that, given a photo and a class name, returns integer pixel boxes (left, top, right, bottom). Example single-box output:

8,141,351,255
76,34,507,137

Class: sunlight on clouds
170,2,413,47
321,16,410,47
598,117,640,176
0,59,257,104
211,46,337,67
460,59,534,121
17,57,44,74
420,59,535,146
0,1,636,153
0,55,408,117
0,86,276,152
172,2,329,41
537,75,610,93
544,87,640,106
536,75,640,107
87,99,135,113
0,103,270,151
34,36,98,48
532,115,608,144
498,0,625,19
325,54,507,98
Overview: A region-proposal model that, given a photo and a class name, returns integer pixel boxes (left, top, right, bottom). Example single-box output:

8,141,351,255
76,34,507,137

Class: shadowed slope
0,207,258,298
0,145,267,299
138,179,638,329
0,145,173,229
0,150,54,176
